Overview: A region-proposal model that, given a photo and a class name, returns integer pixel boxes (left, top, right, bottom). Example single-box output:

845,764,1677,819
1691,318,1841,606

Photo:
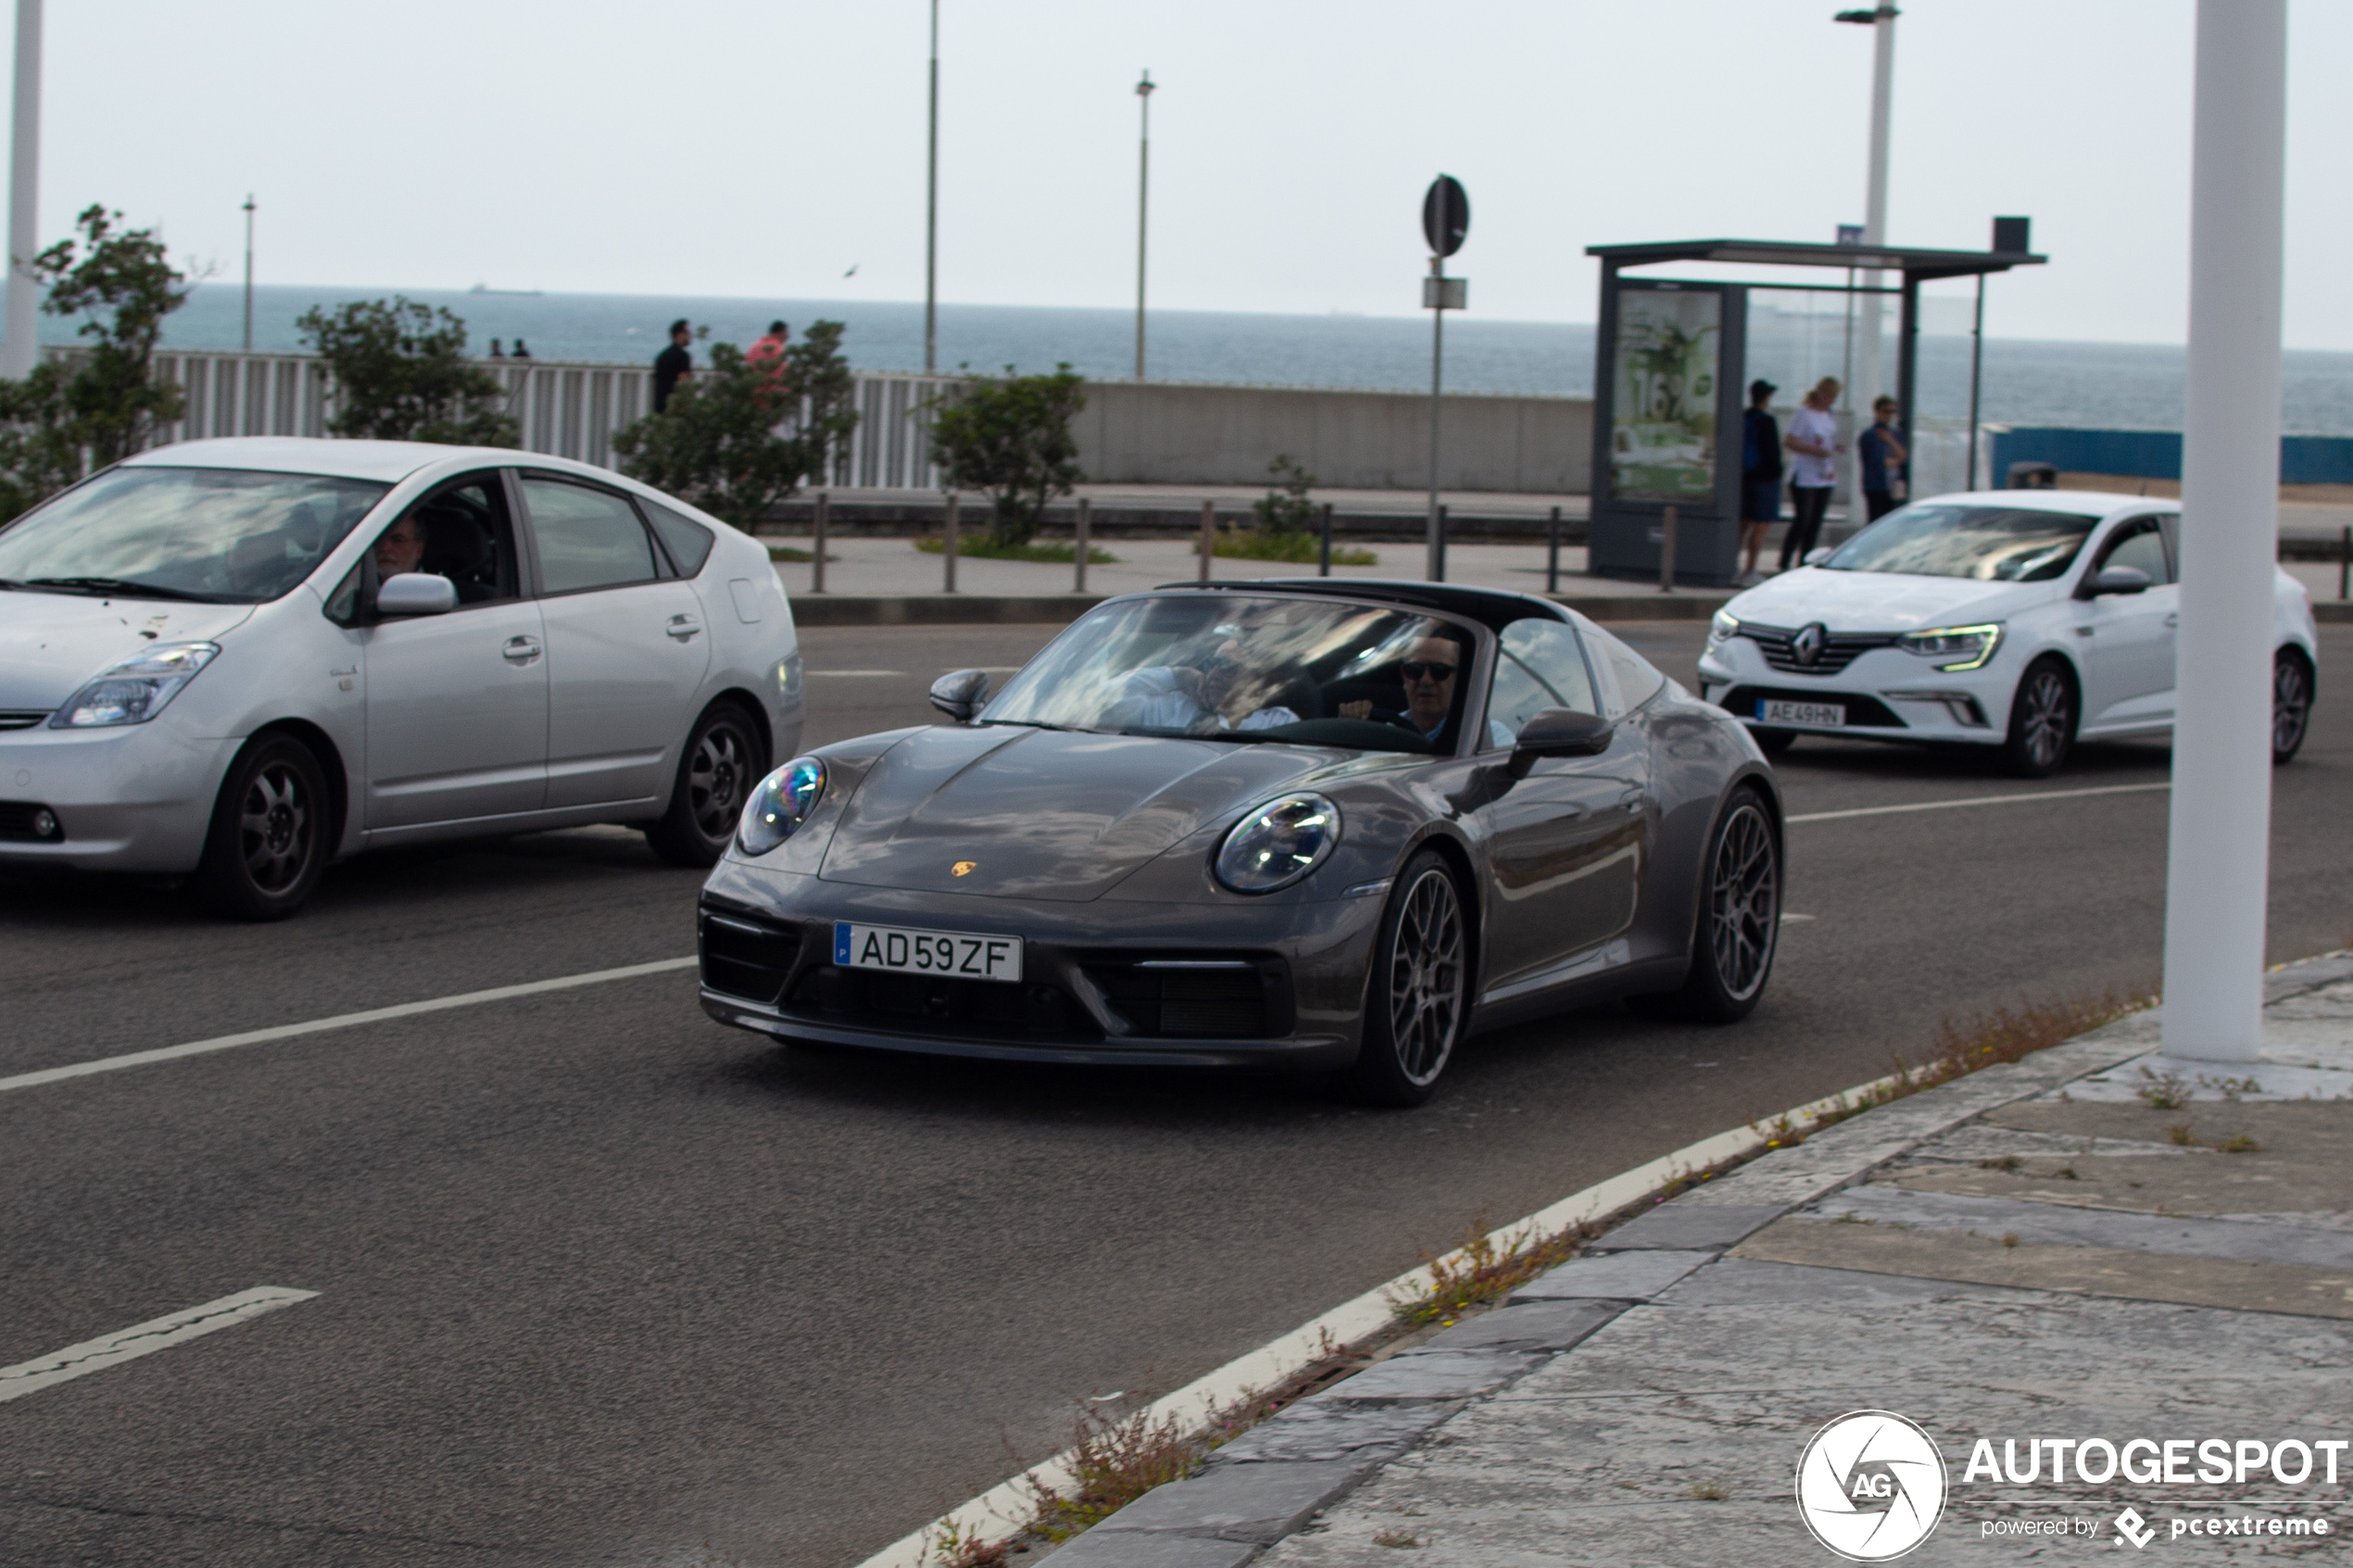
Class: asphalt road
3,621,2347,1568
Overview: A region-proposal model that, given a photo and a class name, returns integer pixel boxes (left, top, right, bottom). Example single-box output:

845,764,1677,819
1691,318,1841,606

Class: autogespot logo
1797,1411,1949,1562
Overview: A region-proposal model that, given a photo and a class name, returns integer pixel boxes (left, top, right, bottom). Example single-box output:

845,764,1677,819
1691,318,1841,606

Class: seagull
843,263,859,278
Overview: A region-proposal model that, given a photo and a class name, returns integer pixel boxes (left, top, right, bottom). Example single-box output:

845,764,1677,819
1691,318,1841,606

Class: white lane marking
0,957,698,1096
1780,913,1816,924
0,1287,317,1403
1786,781,2170,825
811,670,905,677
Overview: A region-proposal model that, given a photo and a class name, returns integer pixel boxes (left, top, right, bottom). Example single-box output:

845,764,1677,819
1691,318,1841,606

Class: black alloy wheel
1629,788,1780,1023
1343,849,1469,1108
2003,658,2076,779
2273,649,2314,766
647,701,767,867
195,734,331,921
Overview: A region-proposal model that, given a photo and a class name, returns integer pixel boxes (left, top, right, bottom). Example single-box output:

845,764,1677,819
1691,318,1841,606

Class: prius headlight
1214,793,1340,894
737,756,826,856
1897,623,2004,671
48,642,220,728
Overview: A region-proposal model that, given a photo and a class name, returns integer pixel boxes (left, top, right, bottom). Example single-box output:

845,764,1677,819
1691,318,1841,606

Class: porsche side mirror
376,572,459,616
1507,708,1613,777
929,668,991,721
2080,565,2153,599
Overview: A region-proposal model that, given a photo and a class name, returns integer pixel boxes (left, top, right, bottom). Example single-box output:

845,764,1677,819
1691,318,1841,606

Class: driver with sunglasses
1338,635,1461,745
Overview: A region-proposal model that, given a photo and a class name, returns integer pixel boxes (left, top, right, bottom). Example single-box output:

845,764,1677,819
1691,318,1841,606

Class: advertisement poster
1609,289,1722,502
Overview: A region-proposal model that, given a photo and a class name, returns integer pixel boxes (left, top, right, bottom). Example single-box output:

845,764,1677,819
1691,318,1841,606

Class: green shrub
925,365,1087,547
914,535,1116,564
297,296,518,446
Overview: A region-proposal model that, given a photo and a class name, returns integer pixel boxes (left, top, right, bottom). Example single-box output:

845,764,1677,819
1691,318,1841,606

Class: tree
611,321,859,531
296,296,519,446
925,365,1087,547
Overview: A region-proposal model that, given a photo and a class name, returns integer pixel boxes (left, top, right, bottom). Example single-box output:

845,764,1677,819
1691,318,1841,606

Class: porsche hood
817,725,1340,900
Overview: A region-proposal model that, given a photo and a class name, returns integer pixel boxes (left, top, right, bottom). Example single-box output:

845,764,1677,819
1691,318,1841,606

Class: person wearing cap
1739,379,1782,583
653,319,694,413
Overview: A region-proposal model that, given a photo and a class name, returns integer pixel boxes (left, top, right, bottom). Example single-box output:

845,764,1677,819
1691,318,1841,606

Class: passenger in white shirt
1106,643,1301,734
1780,376,1843,571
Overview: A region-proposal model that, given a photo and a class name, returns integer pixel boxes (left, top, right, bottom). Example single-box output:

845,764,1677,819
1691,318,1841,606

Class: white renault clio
1697,489,2318,777
0,437,804,918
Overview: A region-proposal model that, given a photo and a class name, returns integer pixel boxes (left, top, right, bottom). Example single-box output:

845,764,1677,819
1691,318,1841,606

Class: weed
914,536,1118,564
1024,1399,1208,1541
1213,527,1378,566
2218,1134,2263,1153
2053,1165,2080,1181
1372,1529,1426,1549
765,544,838,562
2201,1074,2261,1102
1932,990,2143,1081
922,1518,1013,1567
1689,1481,1730,1501
2170,1123,2196,1146
1386,1214,1595,1327
1980,1154,2024,1172
2138,1070,2192,1110
2001,1233,2020,1248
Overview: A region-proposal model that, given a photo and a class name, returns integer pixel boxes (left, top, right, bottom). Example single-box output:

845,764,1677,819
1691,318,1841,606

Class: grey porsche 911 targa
697,580,1782,1105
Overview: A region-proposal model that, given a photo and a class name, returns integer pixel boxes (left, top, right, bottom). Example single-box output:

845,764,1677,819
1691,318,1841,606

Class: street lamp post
2,0,41,381
2161,0,2289,1063
241,194,255,354
1134,69,1153,382
924,0,939,375
1835,6,1897,439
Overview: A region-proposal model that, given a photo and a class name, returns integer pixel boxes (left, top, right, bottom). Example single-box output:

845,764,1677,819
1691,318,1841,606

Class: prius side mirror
376,572,459,616
1508,708,1613,778
2081,565,2153,599
929,668,991,722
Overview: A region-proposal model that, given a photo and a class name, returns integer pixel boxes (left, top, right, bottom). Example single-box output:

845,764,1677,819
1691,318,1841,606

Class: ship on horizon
470,283,544,297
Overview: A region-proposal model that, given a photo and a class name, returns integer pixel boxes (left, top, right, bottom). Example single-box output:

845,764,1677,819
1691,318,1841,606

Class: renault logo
951,861,977,876
1793,623,1829,668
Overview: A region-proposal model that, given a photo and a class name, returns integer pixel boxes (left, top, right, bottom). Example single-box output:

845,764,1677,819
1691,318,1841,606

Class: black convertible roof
1148,578,1568,633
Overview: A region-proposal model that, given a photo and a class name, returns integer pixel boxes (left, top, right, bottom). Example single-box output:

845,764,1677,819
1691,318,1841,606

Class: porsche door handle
502,635,543,665
666,614,703,641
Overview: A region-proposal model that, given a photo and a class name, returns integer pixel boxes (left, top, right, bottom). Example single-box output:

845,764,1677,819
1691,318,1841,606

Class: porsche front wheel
1343,849,1469,1108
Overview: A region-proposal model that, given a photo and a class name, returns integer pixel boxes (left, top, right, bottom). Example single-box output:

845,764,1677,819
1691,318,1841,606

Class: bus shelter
1585,232,2045,585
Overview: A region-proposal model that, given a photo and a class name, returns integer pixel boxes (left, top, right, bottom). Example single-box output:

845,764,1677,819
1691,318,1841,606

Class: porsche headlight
1709,609,1741,644
738,755,826,856
48,642,220,728
1214,793,1340,894
1897,623,2003,671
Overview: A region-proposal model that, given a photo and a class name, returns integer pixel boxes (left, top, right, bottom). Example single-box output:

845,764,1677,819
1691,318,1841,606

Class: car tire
1753,728,1796,757
1341,849,1470,1108
1627,788,1780,1024
646,701,767,868
2002,657,2077,779
194,733,331,922
2273,648,2314,766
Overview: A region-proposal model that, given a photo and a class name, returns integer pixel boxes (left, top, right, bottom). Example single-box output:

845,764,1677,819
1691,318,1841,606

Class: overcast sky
28,1,2353,348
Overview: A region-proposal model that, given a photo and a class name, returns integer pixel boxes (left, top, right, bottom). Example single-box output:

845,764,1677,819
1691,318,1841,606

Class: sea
97,282,2353,437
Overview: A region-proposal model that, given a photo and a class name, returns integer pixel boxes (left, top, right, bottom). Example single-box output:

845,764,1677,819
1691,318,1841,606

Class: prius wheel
1629,789,1779,1024
648,701,767,867
2003,658,2076,779
2273,649,2313,766
1342,850,1468,1109
195,734,330,921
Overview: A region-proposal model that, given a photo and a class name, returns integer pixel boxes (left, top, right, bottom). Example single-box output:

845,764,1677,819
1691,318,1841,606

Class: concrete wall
1071,381,1593,494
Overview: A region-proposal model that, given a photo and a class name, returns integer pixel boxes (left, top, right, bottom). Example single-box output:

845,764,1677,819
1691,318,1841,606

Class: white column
1851,6,1895,433
2161,0,2288,1063
2,0,40,380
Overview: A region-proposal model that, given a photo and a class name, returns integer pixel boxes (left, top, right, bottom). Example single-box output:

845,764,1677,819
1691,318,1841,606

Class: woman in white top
1779,376,1842,571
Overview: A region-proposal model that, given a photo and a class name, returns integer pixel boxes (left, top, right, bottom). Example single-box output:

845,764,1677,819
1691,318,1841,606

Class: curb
788,593,1732,630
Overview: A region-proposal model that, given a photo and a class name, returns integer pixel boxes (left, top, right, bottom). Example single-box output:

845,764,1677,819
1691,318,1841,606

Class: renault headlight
1214,793,1340,894
48,642,220,728
1709,610,1741,644
737,756,826,856
1897,623,2003,671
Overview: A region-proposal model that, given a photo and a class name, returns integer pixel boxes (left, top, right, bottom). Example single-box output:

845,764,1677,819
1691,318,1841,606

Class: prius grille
0,710,47,731
1741,623,1900,676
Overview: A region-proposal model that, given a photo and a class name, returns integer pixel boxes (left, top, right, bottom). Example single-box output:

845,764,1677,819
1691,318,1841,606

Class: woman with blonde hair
1780,376,1842,571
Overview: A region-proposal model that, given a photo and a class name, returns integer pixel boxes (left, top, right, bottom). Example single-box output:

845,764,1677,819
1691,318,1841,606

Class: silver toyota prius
0,436,804,918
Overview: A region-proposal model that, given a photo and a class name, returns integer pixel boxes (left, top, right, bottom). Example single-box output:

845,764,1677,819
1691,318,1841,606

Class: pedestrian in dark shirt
487,338,505,358
1739,379,1781,583
510,338,533,359
1857,395,1908,521
654,320,693,413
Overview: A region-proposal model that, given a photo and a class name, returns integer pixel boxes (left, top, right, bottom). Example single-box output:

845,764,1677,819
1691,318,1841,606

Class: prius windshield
980,594,1472,754
0,466,390,603
1822,504,2100,583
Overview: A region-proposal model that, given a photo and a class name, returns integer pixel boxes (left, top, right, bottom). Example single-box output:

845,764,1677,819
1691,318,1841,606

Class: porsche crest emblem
951,861,977,876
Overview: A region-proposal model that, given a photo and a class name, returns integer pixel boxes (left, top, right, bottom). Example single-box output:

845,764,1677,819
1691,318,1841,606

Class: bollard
1546,504,1561,595
1434,504,1448,583
1199,498,1214,583
2341,524,2349,600
1319,502,1334,577
1075,497,1091,595
1659,504,1679,593
944,493,959,594
812,491,829,595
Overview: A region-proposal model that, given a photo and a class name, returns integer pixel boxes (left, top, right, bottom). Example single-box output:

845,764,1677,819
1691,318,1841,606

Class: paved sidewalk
1050,953,2353,1565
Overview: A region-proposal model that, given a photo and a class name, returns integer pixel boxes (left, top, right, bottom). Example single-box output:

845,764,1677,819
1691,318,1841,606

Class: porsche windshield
0,466,390,603
981,595,1472,754
1821,504,2100,583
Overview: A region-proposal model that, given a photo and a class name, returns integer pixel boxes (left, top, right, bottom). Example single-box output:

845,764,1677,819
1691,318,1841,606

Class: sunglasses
1399,660,1456,682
